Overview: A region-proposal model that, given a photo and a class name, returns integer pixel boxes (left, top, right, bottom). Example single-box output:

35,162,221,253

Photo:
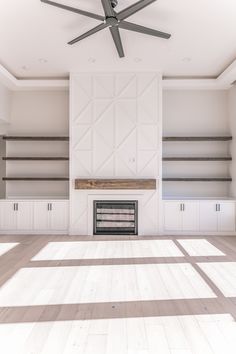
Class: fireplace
93,200,138,235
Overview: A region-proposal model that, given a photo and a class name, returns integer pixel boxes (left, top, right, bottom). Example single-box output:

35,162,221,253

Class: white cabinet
164,202,182,231
199,202,218,232
33,202,50,231
199,201,235,232
164,201,199,232
33,201,68,232
218,202,235,232
164,200,235,233
0,199,68,233
0,201,33,231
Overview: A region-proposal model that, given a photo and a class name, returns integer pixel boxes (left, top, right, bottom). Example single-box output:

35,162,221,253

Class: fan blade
68,23,108,45
101,0,115,17
119,21,171,39
41,0,104,21
109,26,125,58
117,0,156,20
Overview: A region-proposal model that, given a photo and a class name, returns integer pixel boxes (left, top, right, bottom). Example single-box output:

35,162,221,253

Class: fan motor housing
110,0,118,8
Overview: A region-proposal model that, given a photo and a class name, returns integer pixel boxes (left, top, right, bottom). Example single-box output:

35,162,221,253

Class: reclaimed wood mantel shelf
75,179,157,190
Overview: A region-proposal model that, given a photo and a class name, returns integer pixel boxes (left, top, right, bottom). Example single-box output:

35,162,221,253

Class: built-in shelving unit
2,135,70,198
162,134,232,198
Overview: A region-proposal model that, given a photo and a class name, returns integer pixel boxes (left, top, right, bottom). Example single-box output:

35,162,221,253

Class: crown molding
0,64,69,91
1,59,236,91
163,59,236,90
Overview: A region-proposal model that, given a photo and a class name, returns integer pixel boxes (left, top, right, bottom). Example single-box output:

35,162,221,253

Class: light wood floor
1,234,236,353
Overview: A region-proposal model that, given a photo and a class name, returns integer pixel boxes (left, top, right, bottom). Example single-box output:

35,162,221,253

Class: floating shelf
163,136,232,142
163,177,232,182
2,177,69,181
3,157,69,161
3,136,69,141
163,157,232,161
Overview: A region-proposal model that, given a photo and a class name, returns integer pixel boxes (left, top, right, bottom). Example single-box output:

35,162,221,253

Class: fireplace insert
93,200,138,235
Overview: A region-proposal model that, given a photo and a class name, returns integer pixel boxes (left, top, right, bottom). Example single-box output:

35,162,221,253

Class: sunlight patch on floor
0,263,216,306
31,240,184,261
177,239,225,257
198,262,236,297
0,243,19,257
0,314,235,354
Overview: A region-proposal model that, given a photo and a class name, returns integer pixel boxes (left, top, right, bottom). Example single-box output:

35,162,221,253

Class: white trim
0,64,69,91
1,60,236,91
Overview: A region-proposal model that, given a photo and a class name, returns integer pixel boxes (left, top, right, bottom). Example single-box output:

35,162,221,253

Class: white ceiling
0,0,236,79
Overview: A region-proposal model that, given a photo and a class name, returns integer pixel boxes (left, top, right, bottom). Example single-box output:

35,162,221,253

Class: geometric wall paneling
115,74,137,98
137,73,157,96
115,155,136,177
138,124,158,150
70,73,161,235
73,78,92,119
94,75,114,98
142,191,159,232
137,76,158,123
73,126,92,151
115,100,136,147
138,151,158,176
94,100,113,123
116,129,137,175
95,155,115,177
94,105,114,149
73,150,92,177
74,102,93,125
93,132,114,174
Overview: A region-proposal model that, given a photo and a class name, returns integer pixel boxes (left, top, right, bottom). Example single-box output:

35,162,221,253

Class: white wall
70,73,162,235
163,90,230,198
5,90,69,198
228,86,236,198
0,81,11,127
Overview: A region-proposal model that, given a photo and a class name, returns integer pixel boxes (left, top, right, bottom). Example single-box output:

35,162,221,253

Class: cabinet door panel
50,202,68,231
16,202,33,230
0,202,17,230
182,202,199,231
34,202,50,231
218,202,235,232
199,202,218,232
164,202,182,231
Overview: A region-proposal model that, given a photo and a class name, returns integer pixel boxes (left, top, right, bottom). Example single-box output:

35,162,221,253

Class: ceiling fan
41,0,171,58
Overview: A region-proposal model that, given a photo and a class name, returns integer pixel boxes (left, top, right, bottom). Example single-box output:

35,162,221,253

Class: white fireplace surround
70,73,162,235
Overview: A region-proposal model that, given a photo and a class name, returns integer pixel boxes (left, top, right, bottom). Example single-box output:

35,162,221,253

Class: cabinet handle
16,203,18,211
50,203,52,211
182,203,185,212
47,203,50,211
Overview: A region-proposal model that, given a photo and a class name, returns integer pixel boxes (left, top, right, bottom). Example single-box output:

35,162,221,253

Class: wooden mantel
75,179,157,190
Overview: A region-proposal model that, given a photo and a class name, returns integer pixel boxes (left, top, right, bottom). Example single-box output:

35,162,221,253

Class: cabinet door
33,202,50,231
182,202,199,231
0,202,17,230
218,202,235,232
199,202,218,232
164,202,182,231
50,201,68,231
16,202,33,231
